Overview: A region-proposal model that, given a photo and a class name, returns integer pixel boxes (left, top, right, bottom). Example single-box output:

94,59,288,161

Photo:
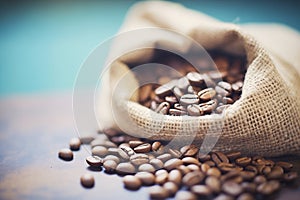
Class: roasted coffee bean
207,167,221,178
187,164,200,171
203,73,216,87
102,128,119,137
232,81,243,94
149,185,169,199
155,80,176,98
199,99,218,114
169,108,187,116
107,147,119,156
276,161,293,171
92,146,108,157
134,143,151,153
222,97,234,104
103,160,117,173
222,181,243,196
208,70,227,81
191,185,212,196
218,163,239,173
182,171,205,187
168,169,182,185
180,145,199,157
155,102,170,115
86,156,103,168
241,182,256,193
129,140,144,148
205,176,221,193
116,162,136,175
152,141,164,153
237,193,254,200
138,163,155,173
244,165,258,175
253,175,267,184
163,182,178,196
215,86,230,97
173,87,184,99
186,72,205,88
220,170,241,182
164,158,183,171
165,96,178,106
104,155,120,164
283,171,298,182
198,153,211,162
204,160,216,167
187,104,203,116
175,191,197,200
123,175,141,190
155,169,169,185
80,173,94,188
79,136,95,144
218,81,232,92
180,94,199,106
262,166,272,175
168,148,182,158
198,88,216,102
177,165,191,175
150,158,164,169
182,157,200,165
225,151,241,160
235,157,252,167
267,166,284,179
177,77,190,91
174,103,187,111
256,180,280,195
69,137,81,151
240,171,256,181
214,152,229,163
130,154,149,166
214,193,234,200
58,148,73,161
201,163,211,173
135,171,155,186
157,153,172,163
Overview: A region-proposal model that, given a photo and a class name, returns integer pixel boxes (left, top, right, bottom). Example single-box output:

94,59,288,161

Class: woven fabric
99,1,300,156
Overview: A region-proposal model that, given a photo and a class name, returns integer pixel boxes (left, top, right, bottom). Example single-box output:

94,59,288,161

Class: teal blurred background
0,0,299,96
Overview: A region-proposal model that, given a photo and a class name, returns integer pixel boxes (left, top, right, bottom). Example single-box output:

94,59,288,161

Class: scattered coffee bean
80,173,94,188
134,143,151,153
168,169,182,186
130,154,149,166
58,148,73,161
157,153,172,163
164,158,183,171
182,171,205,187
155,169,169,185
116,162,136,175
138,163,155,173
103,160,117,173
163,181,178,196
103,155,120,164
135,172,155,186
69,137,81,151
92,146,108,157
222,181,243,196
79,136,95,144
150,158,164,170
86,156,103,168
180,145,199,157
175,190,197,200
206,175,221,193
191,185,212,196
123,175,141,190
149,185,169,199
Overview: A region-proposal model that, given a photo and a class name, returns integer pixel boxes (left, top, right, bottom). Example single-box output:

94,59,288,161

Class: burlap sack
98,1,300,156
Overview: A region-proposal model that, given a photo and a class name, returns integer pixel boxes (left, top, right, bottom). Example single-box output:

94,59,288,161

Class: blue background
0,0,299,96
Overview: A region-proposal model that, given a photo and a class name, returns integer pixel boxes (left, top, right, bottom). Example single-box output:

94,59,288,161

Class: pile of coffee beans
58,129,298,199
136,51,245,116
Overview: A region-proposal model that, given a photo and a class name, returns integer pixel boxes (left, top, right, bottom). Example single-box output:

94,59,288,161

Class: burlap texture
99,1,300,156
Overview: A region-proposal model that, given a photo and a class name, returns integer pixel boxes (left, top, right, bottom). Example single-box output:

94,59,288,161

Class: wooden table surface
0,93,299,200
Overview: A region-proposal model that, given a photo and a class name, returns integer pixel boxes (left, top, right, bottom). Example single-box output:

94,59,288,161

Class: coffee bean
244,165,258,175
155,80,176,98
214,193,234,200
157,153,172,163
198,153,211,162
220,170,240,183
240,171,256,181
177,165,191,175
276,161,293,171
198,88,216,102
155,169,169,185
204,160,216,167
182,157,200,165
104,155,120,164
262,166,272,175
225,151,241,160
163,182,178,196
218,163,239,173
187,164,200,171
222,181,243,196
58,148,73,161
91,146,108,157
169,108,187,116
241,182,256,193
215,86,230,97
152,141,164,153
198,99,218,114
138,163,155,173
173,87,184,99
174,103,187,111
135,171,155,186
150,158,164,169
123,175,141,190
86,156,103,168
207,167,221,178
191,185,212,196
116,162,136,175
180,94,199,106
205,175,221,193
235,157,252,167
134,143,151,153
283,171,298,182
175,191,197,200
168,169,182,185
201,163,211,173
129,140,144,148
267,166,284,179
253,175,267,184
69,137,81,151
256,180,280,195
103,160,117,173
237,193,254,200
79,136,95,144
102,128,119,137
180,145,199,157
222,97,234,104
165,96,178,106
187,104,203,116
182,171,205,187
80,173,94,188
120,146,135,157
155,102,170,115
164,158,183,171
218,81,232,92
149,185,169,199
130,154,149,166
186,72,205,88
214,152,229,163
107,147,119,156
168,148,182,158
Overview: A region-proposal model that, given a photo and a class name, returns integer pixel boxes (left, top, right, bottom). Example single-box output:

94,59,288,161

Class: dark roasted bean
86,156,103,168
283,171,298,182
155,80,176,98
58,148,73,161
267,166,284,179
164,158,183,171
205,175,221,193
225,151,241,160
191,185,212,196
276,161,293,171
130,154,149,166
69,137,81,151
80,173,95,188
198,88,216,102
180,145,199,157
237,193,254,200
241,182,256,193
129,140,144,148
254,175,267,184
256,180,280,195
182,171,205,187
150,158,164,169
235,157,252,166
207,167,221,177
134,143,151,153
180,94,199,106
186,72,205,88
222,181,243,196
155,102,170,115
